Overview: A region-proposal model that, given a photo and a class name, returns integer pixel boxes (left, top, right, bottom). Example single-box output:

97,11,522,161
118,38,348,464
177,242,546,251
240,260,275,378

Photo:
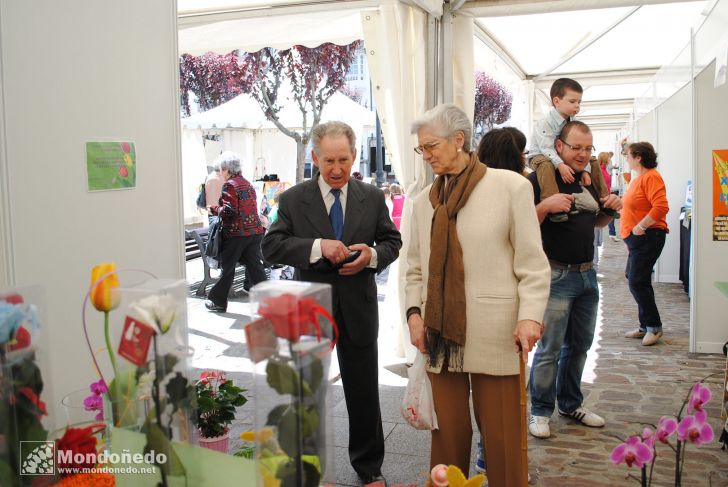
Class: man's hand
600,194,623,212
408,312,427,353
513,319,544,363
580,171,592,187
558,163,576,183
544,193,574,214
321,239,349,266
338,243,371,276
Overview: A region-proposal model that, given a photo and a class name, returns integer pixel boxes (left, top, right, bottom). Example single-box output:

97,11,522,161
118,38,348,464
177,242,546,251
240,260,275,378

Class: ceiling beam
580,98,635,110
532,67,659,87
461,0,702,17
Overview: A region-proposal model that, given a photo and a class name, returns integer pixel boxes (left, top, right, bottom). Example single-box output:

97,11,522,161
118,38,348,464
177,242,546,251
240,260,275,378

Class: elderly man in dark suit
262,121,402,486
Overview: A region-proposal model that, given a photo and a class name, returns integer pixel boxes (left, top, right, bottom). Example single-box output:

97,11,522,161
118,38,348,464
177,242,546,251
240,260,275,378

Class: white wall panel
654,84,692,283
0,0,183,428
692,60,728,353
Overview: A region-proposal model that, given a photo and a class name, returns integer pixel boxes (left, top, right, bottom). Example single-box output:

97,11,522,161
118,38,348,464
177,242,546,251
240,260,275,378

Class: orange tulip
90,263,120,312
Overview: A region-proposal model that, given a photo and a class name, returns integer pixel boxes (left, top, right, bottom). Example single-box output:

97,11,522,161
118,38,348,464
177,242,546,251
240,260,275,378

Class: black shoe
204,300,226,312
360,474,387,486
602,207,620,219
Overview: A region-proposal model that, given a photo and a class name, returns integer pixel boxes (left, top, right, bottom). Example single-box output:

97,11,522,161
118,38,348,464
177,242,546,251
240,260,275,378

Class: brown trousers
428,368,527,487
531,154,609,201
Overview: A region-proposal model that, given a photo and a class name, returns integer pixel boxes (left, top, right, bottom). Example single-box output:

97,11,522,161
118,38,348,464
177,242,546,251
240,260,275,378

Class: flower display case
0,286,49,487
84,266,200,486
247,281,337,487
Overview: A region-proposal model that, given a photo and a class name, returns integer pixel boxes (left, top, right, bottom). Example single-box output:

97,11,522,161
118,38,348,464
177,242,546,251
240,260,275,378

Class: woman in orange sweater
621,142,669,346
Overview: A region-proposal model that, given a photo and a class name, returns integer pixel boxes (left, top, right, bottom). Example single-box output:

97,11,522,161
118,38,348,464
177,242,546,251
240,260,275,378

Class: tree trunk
296,139,306,183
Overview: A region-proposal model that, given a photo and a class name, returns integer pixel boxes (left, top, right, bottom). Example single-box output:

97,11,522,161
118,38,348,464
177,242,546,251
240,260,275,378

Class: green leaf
266,404,290,426
301,406,319,438
165,372,189,411
277,407,299,457
0,459,17,487
266,359,301,396
303,356,323,394
144,420,186,476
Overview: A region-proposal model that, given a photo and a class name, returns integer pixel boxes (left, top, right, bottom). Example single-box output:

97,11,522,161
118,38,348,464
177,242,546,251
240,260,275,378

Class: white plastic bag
401,353,439,430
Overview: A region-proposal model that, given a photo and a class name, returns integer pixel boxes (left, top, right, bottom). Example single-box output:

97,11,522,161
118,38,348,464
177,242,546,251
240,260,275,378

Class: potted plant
194,371,247,453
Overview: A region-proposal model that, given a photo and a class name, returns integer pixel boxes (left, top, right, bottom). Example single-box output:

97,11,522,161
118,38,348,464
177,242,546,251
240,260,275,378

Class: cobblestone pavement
186,231,728,486
527,235,728,487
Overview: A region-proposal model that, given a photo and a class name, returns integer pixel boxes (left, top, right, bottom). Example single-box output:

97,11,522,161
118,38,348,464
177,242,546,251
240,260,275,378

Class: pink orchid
89,379,108,395
641,427,656,449
656,416,678,443
687,382,711,413
610,436,654,468
677,410,714,445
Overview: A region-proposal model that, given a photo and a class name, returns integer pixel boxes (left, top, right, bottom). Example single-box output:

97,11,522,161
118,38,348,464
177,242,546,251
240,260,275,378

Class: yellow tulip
90,263,120,312
240,431,256,442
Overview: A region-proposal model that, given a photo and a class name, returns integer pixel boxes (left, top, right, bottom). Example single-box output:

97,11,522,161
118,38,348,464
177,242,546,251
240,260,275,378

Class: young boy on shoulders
529,78,613,222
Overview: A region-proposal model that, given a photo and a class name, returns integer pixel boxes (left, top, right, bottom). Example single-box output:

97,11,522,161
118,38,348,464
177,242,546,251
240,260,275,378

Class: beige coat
405,168,551,376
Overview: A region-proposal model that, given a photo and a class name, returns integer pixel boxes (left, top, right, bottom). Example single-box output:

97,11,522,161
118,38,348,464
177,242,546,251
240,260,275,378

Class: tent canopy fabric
178,9,364,54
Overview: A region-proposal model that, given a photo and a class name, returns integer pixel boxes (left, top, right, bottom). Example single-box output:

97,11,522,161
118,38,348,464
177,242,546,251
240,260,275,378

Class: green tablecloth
111,427,255,486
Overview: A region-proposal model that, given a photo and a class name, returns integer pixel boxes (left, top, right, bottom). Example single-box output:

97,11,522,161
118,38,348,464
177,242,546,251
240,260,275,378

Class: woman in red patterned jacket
205,152,268,312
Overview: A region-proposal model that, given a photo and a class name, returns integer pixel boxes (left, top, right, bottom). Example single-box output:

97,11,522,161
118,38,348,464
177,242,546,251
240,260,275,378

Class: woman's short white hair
215,151,241,176
410,103,472,152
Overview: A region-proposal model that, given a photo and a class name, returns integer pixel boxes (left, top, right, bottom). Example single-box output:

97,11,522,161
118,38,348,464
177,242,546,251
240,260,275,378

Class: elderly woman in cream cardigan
405,104,550,487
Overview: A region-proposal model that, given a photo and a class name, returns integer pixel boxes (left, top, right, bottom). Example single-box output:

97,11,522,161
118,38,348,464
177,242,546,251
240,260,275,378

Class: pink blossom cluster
610,381,715,482
82,379,108,421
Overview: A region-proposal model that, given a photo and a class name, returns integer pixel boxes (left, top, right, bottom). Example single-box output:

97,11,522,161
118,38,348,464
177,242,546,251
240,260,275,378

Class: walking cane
519,349,529,486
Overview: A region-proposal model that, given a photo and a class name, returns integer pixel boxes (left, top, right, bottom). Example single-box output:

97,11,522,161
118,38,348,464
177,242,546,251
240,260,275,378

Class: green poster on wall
86,141,136,191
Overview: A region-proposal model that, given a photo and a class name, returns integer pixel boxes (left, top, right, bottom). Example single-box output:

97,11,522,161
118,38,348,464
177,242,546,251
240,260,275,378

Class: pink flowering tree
609,378,717,486
473,72,513,136
240,41,362,183
179,52,254,116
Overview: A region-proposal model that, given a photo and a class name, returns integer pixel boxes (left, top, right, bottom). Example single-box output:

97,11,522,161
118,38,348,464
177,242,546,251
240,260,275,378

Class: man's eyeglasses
414,141,440,155
559,139,595,154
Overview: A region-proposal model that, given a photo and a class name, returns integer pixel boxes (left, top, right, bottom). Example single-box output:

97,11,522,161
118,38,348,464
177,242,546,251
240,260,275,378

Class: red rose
1,293,23,304
56,425,101,471
9,326,31,352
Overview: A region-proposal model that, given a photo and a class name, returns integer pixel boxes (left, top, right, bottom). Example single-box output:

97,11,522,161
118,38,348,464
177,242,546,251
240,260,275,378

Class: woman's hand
408,313,427,353
632,223,646,236
513,319,544,363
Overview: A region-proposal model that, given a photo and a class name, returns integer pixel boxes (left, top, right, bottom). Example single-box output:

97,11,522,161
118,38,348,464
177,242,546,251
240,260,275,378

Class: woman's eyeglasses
414,142,440,155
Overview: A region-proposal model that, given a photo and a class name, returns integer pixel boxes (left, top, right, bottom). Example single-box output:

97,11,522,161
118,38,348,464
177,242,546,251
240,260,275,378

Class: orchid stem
103,311,119,379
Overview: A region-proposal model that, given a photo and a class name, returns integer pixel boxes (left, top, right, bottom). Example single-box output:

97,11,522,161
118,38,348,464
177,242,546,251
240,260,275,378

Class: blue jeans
530,268,599,417
624,229,666,333
608,219,616,237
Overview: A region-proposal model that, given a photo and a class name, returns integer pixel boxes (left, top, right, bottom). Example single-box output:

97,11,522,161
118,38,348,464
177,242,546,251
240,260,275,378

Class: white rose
129,294,177,334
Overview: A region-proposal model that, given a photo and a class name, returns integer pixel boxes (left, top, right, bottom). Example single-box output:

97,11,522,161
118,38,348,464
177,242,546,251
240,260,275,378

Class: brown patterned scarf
425,151,486,368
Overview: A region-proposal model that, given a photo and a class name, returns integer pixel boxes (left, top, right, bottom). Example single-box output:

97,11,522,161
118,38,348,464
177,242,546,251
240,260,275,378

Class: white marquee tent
180,91,376,223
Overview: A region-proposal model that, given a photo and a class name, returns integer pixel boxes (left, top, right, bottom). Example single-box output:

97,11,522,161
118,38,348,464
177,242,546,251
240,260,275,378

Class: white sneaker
609,235,620,242
558,406,605,427
528,415,551,438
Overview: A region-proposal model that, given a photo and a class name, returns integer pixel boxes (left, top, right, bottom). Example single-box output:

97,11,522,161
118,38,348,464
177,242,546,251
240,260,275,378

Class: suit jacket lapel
302,175,335,238
342,179,364,244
